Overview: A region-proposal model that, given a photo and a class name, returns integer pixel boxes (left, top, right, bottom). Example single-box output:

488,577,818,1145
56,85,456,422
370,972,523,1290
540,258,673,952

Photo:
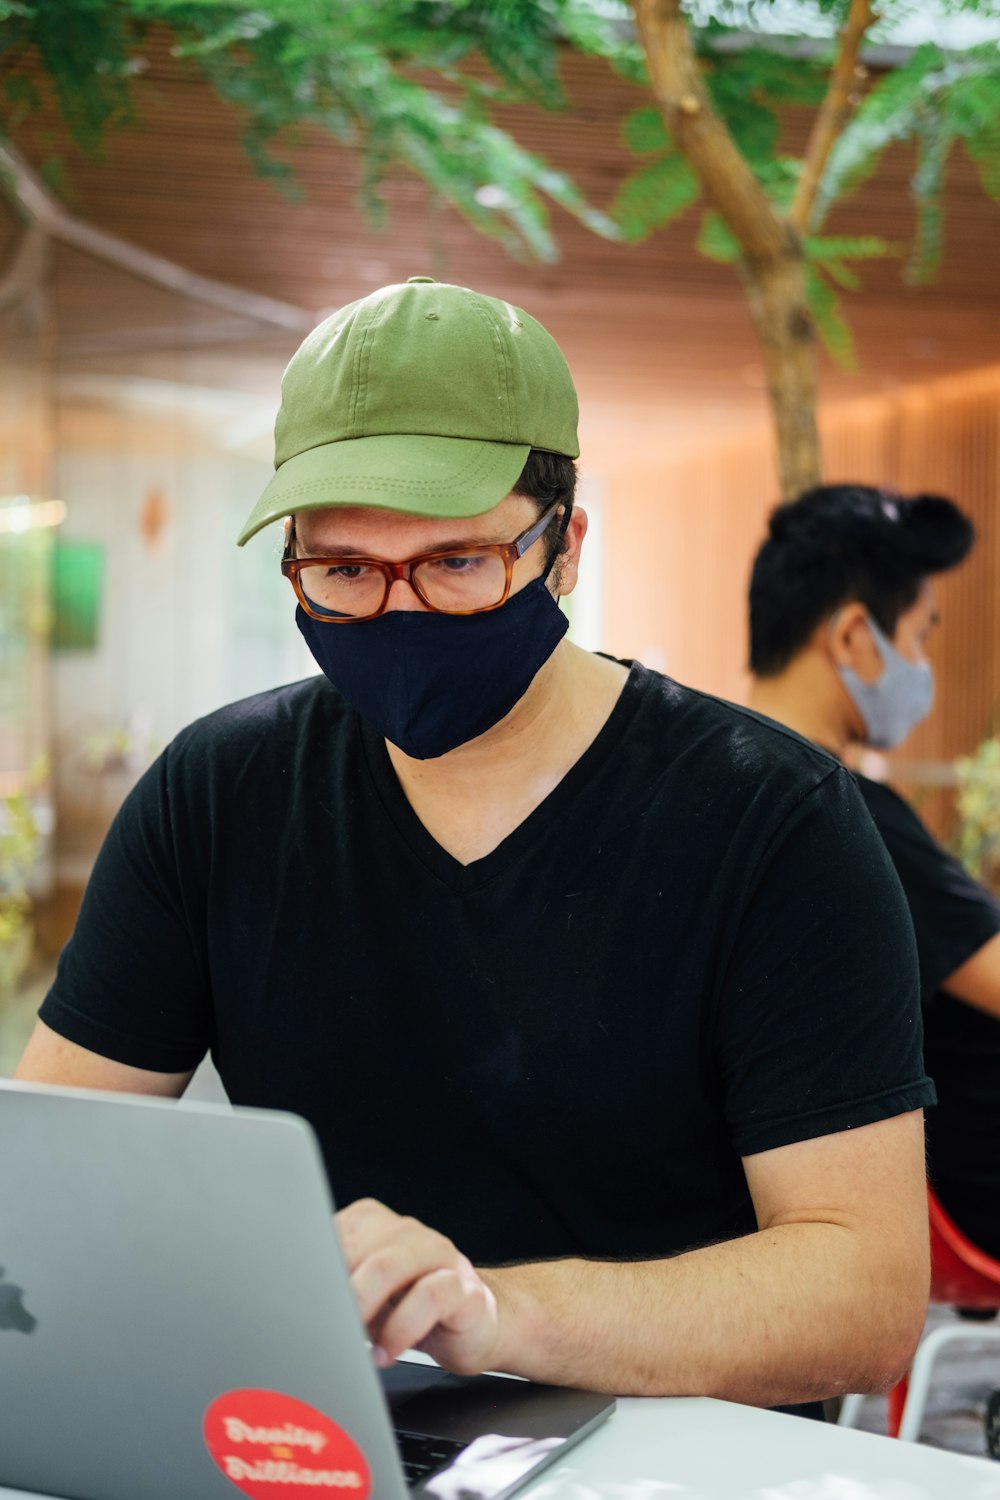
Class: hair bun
900,493,976,565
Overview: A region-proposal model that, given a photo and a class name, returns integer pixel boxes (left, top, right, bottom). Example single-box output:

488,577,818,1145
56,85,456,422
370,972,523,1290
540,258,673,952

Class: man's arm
15,1019,193,1098
337,1109,928,1404
941,931,1000,1019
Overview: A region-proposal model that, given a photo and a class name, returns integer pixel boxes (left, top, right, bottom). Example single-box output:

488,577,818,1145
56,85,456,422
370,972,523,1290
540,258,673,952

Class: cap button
406,276,437,284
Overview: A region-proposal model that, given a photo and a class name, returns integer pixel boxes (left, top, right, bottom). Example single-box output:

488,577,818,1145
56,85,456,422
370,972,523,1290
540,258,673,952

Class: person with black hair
749,482,1000,1255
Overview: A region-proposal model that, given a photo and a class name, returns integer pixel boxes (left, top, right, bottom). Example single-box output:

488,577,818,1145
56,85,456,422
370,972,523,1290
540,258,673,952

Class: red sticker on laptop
204,1389,371,1498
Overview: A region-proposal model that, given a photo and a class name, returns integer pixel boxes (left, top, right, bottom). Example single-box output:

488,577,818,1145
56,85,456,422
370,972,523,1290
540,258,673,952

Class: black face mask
296,576,569,760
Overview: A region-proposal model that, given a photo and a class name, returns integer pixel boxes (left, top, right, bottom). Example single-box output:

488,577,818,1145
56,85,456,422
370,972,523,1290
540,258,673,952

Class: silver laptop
0,1079,613,1500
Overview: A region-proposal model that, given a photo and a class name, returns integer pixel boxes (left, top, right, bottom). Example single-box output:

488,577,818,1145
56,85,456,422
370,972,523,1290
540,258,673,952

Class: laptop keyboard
394,1428,467,1486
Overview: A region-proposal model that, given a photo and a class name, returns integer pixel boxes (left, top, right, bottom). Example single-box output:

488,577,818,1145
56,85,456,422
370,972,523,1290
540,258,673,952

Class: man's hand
336,1198,503,1375
336,1114,929,1402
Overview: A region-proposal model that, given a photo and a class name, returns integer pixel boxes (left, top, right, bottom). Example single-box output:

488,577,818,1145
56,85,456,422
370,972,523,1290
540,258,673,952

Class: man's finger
335,1198,400,1270
351,1228,454,1324
374,1268,481,1362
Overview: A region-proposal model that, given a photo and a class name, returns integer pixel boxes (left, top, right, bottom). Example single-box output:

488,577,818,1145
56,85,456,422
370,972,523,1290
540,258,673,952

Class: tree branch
629,0,793,267
0,223,50,313
789,0,877,234
0,144,315,334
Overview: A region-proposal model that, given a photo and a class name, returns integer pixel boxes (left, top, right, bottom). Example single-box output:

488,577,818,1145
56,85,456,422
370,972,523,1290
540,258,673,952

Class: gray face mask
835,611,934,750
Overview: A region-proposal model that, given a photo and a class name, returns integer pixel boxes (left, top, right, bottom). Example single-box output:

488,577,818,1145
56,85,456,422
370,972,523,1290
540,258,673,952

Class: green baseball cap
237,276,580,546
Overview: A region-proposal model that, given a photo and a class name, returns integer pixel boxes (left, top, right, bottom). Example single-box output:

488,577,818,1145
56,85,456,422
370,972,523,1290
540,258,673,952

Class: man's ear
827,603,884,685
553,505,589,597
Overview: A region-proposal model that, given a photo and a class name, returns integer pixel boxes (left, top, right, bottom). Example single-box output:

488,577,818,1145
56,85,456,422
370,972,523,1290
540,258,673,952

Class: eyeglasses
282,501,563,622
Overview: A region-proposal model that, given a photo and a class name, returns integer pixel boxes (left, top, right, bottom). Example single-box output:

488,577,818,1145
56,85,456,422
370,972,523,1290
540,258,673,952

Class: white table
5,1396,1000,1500
519,1396,1000,1498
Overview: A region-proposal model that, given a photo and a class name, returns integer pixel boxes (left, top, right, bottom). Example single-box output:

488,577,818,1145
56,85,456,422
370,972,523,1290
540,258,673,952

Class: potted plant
954,737,1000,892
0,787,41,999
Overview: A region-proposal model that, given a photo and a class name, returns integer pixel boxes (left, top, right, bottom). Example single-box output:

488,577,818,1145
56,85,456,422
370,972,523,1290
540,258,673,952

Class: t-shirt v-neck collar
358,660,652,892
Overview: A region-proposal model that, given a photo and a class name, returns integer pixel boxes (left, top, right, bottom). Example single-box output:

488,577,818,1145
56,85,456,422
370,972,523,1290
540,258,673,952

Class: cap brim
237,433,531,546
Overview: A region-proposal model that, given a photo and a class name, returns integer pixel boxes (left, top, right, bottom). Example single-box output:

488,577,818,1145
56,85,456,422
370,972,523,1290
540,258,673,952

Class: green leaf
754,154,800,210
815,258,861,290
2,72,40,130
704,54,781,167
555,0,647,86
804,234,898,261
622,105,672,156
907,114,953,285
24,0,139,155
696,210,740,263
531,157,623,241
242,133,304,201
39,155,73,198
962,129,1000,202
815,43,949,225
693,40,827,207
945,59,1000,202
610,154,700,242
813,39,1000,281
165,5,618,261
803,232,900,290
805,264,856,371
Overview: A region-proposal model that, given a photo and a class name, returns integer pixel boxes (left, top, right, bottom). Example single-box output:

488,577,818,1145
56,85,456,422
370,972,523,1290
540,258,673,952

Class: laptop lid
0,1080,612,1500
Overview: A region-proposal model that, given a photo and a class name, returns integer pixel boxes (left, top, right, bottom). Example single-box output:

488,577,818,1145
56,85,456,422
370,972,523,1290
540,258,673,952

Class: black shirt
41,665,932,1266
855,774,1000,1255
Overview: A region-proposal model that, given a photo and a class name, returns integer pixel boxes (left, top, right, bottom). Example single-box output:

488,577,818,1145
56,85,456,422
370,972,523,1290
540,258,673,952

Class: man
749,482,1000,1258
18,279,931,1408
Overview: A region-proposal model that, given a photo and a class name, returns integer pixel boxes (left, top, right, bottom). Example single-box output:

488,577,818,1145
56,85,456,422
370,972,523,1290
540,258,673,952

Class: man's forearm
339,1120,927,1400
481,1221,927,1405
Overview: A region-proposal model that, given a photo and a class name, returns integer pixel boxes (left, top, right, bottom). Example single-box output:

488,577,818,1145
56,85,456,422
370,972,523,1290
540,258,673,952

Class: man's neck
385,640,629,865
747,672,850,760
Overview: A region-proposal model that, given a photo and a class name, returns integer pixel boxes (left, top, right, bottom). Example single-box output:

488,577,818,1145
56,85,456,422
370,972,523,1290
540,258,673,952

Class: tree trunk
631,0,874,501
741,251,821,500
631,0,822,500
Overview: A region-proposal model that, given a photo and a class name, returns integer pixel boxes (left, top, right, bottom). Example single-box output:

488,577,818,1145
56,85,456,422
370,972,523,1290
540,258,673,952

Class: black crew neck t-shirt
41,664,931,1267
854,774,1000,1254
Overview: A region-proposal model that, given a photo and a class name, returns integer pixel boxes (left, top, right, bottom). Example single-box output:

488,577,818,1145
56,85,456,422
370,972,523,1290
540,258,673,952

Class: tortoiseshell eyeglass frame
281,499,565,623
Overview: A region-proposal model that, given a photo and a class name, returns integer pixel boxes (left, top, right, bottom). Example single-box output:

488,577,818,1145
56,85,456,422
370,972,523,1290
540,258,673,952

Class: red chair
840,1185,1000,1443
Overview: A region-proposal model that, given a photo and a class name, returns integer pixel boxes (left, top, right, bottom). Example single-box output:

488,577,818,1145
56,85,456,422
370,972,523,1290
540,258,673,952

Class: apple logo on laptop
0,1268,37,1334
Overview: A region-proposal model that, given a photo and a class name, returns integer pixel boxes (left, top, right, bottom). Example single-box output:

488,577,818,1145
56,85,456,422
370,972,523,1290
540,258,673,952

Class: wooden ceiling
3,35,1000,441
